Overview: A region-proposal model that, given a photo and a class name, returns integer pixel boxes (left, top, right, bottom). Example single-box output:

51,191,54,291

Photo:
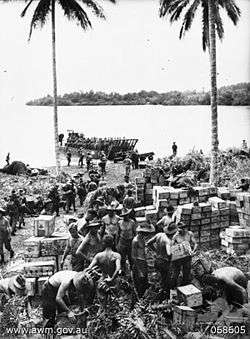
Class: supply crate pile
220,226,250,255
236,192,250,228
23,215,69,297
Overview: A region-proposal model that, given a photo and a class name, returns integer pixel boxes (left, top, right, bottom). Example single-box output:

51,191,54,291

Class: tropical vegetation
26,83,250,106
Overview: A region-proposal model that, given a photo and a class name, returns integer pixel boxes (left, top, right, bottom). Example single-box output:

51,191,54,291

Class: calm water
0,104,249,167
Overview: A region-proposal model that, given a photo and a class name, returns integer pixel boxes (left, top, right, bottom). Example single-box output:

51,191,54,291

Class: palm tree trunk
208,0,219,186
52,0,60,174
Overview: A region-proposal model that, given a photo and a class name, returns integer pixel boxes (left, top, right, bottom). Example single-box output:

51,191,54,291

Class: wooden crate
40,234,69,256
177,284,203,308
24,236,43,258
173,305,196,329
171,242,191,261
26,277,36,297
34,215,55,237
24,260,55,278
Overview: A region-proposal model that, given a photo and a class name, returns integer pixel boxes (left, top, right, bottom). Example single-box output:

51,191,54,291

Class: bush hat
164,222,178,235
137,224,155,233
120,208,132,217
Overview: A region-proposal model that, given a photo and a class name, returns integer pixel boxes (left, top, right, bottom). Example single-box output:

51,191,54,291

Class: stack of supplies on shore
221,226,250,255
23,215,69,297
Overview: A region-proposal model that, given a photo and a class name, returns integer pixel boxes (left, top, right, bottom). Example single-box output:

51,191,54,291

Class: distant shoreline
26,82,250,107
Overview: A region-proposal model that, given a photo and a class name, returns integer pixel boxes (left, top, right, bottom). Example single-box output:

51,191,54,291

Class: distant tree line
26,82,250,106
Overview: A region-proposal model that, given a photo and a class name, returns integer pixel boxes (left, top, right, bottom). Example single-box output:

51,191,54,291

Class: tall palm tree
19,0,115,174
159,0,241,185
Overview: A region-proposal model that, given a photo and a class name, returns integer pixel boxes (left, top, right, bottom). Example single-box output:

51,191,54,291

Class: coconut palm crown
159,0,241,51
18,0,115,174
21,0,115,40
159,0,240,185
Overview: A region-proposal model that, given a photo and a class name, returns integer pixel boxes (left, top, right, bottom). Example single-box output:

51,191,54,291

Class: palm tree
159,0,240,185
19,0,115,174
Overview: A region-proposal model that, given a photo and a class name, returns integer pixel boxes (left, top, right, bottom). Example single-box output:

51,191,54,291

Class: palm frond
78,0,105,19
58,0,92,30
218,0,241,25
169,0,191,23
28,0,51,40
213,2,224,41
21,0,35,18
159,0,175,18
201,0,209,51
179,0,201,39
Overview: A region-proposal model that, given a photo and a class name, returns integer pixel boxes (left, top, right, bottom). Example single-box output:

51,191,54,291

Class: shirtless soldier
41,271,94,328
86,235,121,284
172,221,197,286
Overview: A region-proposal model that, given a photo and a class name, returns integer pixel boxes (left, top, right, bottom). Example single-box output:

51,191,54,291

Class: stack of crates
23,215,69,297
174,200,230,248
135,177,145,204
236,192,250,228
221,226,250,255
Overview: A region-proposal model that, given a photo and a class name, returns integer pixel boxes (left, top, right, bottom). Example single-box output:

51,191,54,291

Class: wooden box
171,242,191,261
200,203,212,213
192,206,202,214
173,305,196,329
209,197,227,209
177,284,203,308
26,256,58,271
40,234,69,256
34,215,55,237
24,261,55,278
180,205,193,215
191,213,202,220
225,227,250,238
24,236,43,258
26,277,36,297
201,218,211,225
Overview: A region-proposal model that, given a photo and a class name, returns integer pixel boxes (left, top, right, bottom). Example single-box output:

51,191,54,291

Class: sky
0,0,249,103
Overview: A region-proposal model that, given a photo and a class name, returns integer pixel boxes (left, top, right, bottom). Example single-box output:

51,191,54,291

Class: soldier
77,179,87,207
86,152,93,172
76,222,102,268
48,184,61,216
66,151,72,167
63,180,76,213
172,221,197,286
0,208,14,264
5,153,10,166
78,151,84,168
132,224,155,298
60,223,84,272
146,222,175,300
0,274,26,298
6,192,20,236
100,203,121,248
41,271,94,328
117,208,137,274
86,235,121,285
